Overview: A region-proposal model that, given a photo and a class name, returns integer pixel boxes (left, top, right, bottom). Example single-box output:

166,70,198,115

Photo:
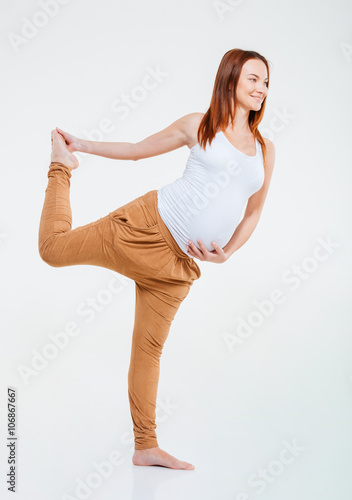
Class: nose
257,82,267,94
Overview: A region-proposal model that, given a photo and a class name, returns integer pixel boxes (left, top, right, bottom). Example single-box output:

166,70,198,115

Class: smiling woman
158,51,275,261
38,47,275,471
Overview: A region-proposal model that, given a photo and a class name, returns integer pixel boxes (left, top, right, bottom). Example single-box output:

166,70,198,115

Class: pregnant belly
187,211,241,252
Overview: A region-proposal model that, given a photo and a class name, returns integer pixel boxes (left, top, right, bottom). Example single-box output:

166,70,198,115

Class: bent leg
38,162,121,272
128,279,192,450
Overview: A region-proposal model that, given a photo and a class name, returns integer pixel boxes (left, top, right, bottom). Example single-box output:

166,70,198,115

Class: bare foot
55,127,83,153
50,129,79,170
132,446,195,470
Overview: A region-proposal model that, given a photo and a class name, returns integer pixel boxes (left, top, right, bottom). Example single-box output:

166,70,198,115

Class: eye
250,78,269,87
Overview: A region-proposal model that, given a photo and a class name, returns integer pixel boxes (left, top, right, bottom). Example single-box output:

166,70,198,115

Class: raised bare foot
50,129,79,170
55,127,83,153
132,446,195,470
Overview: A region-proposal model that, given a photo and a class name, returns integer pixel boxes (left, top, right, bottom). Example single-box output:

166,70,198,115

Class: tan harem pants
38,161,201,450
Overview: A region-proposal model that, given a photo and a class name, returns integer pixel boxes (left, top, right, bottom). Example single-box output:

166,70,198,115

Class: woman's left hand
186,239,229,263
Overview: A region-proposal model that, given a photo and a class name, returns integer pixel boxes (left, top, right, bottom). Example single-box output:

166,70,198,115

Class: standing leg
130,279,196,469
128,282,187,449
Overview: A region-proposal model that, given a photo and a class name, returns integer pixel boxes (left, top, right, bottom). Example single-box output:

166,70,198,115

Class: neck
227,103,252,135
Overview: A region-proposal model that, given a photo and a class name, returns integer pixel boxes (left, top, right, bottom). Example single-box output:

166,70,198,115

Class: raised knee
38,240,62,267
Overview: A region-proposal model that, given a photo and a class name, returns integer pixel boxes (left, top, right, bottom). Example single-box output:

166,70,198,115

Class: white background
1,0,352,499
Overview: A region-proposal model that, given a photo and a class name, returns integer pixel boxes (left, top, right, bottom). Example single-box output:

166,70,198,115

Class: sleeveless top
157,130,265,257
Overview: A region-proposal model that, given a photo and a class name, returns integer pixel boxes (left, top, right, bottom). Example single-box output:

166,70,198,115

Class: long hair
197,49,271,165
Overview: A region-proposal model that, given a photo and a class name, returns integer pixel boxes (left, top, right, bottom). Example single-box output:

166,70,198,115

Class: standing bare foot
132,446,195,470
50,129,79,170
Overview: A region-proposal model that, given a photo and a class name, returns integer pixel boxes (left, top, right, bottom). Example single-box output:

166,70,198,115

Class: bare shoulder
262,137,276,169
180,112,205,148
263,137,275,153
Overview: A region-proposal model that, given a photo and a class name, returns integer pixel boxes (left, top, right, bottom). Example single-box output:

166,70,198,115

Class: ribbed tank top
157,130,265,257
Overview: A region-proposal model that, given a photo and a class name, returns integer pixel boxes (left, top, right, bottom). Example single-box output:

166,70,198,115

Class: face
233,58,269,112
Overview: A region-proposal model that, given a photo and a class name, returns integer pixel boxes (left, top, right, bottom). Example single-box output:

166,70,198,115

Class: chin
250,103,261,111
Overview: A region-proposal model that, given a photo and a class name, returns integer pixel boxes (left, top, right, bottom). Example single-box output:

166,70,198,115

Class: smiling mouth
251,96,262,102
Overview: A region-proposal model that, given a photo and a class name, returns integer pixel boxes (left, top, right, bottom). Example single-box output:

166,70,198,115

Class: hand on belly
186,239,229,264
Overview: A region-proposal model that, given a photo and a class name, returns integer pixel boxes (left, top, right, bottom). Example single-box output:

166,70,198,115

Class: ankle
134,445,159,453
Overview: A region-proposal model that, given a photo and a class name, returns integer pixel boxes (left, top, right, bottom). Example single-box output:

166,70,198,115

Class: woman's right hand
55,127,84,153
186,239,229,263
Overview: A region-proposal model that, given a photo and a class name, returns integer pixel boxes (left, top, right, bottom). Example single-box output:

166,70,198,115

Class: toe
183,462,195,470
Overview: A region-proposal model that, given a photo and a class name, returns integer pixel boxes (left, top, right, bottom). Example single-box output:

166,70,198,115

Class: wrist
223,247,233,260
78,138,91,154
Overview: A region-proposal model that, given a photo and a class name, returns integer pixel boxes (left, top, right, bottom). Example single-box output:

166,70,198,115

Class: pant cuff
134,440,159,450
48,161,72,178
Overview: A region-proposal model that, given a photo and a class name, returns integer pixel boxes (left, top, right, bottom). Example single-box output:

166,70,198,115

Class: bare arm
56,113,200,161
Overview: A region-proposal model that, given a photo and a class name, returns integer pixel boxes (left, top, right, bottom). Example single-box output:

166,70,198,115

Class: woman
38,48,275,470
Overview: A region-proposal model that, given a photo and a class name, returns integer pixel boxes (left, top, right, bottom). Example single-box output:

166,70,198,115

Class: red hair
197,49,271,165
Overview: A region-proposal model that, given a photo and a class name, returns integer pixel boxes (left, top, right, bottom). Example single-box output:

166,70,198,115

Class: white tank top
157,130,265,256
